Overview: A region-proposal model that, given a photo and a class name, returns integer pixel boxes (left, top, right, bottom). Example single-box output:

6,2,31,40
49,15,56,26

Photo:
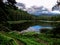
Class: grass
0,31,60,45
0,33,18,45
38,33,60,45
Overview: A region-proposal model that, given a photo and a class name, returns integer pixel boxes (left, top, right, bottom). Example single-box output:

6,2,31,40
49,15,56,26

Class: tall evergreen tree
7,0,16,5
0,0,4,6
7,0,17,9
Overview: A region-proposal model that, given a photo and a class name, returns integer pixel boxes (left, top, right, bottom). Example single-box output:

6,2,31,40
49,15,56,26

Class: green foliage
38,33,60,45
4,32,45,45
36,15,60,21
0,31,60,45
0,33,17,45
7,0,16,5
0,5,36,21
7,9,36,21
0,0,36,22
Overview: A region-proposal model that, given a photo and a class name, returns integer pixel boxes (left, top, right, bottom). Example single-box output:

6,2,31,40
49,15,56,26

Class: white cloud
16,0,57,10
51,11,60,14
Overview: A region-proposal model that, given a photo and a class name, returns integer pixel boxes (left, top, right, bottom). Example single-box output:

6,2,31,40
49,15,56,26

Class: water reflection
27,25,41,31
26,25,52,32
10,21,59,31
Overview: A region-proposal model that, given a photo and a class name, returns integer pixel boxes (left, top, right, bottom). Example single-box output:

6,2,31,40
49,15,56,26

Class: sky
16,0,57,10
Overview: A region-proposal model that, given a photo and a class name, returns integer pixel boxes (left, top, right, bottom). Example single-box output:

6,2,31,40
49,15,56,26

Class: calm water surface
11,21,59,31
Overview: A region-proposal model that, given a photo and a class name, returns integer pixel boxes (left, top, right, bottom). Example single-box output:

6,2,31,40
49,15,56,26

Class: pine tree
7,0,16,6
0,0,4,6
7,0,17,9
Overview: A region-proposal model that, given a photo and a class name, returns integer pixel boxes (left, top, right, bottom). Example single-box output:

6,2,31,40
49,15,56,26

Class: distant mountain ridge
26,6,60,15
26,6,49,15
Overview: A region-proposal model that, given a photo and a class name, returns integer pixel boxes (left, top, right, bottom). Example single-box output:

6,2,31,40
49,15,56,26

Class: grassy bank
0,31,60,45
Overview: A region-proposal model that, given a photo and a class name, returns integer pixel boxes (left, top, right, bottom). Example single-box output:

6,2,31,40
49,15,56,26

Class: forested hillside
0,0,35,21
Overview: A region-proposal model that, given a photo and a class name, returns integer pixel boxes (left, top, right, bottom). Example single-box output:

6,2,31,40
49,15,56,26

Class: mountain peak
26,6,49,15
